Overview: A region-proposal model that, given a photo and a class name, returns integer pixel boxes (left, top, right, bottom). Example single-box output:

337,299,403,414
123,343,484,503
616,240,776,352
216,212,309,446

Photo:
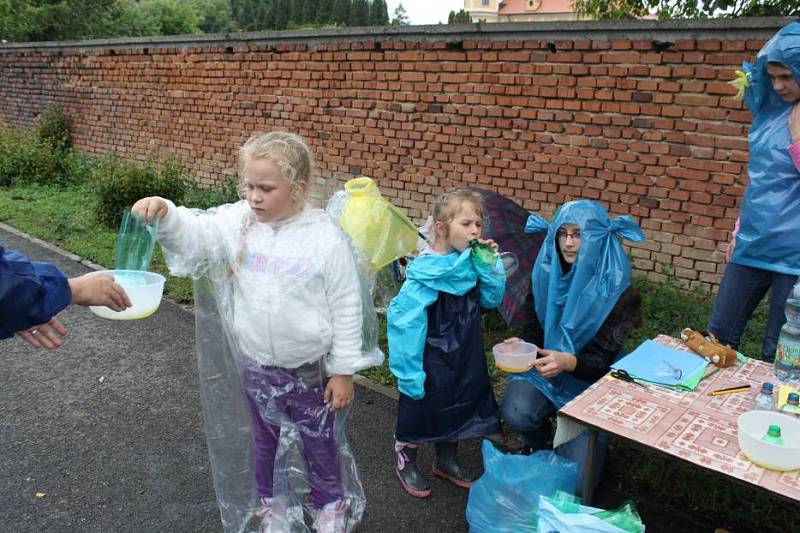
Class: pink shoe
312,499,348,533
255,497,273,533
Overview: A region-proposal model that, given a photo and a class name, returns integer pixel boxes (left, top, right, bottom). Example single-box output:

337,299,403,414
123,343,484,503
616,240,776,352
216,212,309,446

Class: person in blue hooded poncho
500,200,643,493
387,190,505,499
708,22,800,362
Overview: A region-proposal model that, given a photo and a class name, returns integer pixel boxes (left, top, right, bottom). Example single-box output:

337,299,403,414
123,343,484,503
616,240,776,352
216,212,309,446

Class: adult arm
0,246,71,339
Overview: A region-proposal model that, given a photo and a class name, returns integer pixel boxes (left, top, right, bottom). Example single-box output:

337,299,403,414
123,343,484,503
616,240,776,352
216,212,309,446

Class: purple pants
239,359,344,509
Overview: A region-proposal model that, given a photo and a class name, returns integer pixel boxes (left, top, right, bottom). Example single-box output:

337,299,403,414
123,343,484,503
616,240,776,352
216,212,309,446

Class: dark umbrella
471,188,546,326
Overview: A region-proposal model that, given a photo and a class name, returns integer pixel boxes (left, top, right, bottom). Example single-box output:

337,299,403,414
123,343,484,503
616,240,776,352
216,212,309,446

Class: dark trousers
709,262,797,362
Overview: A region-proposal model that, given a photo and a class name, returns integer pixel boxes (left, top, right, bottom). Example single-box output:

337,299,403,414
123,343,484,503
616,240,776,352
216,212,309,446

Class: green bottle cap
767,425,782,438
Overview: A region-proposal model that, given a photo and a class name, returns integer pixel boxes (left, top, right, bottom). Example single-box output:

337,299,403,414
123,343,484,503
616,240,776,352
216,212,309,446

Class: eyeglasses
557,230,581,241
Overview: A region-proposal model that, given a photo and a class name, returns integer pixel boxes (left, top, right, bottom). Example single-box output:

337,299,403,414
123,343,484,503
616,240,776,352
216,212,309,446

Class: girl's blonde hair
238,131,314,189
234,132,314,267
431,189,485,239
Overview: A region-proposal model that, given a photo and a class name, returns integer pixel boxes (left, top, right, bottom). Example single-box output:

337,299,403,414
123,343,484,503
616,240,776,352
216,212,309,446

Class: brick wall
1,18,795,290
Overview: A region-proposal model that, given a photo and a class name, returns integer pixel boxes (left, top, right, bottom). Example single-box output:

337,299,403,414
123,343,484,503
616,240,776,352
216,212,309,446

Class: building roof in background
498,0,575,15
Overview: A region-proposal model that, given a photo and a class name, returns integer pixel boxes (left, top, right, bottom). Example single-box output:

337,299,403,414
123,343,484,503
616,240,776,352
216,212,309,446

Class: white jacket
157,199,370,375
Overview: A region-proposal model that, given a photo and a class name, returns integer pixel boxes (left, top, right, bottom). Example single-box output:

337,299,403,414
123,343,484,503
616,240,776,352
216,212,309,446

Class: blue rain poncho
387,249,505,400
0,246,71,339
511,200,644,408
735,22,800,276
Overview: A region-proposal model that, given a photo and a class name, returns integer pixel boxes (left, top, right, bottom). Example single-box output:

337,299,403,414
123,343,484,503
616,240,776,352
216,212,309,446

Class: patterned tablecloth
559,335,800,502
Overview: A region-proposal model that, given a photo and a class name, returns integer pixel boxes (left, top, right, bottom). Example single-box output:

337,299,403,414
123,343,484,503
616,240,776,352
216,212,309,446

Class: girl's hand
532,349,577,379
324,374,354,413
131,197,169,223
790,102,800,142
478,238,499,252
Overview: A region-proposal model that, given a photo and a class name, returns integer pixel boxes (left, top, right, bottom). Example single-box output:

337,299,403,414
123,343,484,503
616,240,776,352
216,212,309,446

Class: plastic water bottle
774,290,800,383
469,239,497,268
751,382,775,411
760,425,785,446
779,392,800,418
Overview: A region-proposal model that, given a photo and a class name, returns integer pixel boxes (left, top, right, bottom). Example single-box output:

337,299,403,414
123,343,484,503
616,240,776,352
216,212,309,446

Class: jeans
708,262,798,362
501,379,608,495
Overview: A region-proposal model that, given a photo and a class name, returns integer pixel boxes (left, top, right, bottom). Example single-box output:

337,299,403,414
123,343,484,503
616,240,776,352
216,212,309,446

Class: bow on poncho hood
525,199,644,355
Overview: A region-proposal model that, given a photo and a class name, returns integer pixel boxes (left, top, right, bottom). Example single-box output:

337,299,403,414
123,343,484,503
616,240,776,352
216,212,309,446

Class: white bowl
89,270,165,320
737,411,800,471
493,341,538,373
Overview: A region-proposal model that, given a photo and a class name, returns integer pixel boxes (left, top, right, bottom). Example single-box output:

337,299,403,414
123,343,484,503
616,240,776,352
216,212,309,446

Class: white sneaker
311,499,348,533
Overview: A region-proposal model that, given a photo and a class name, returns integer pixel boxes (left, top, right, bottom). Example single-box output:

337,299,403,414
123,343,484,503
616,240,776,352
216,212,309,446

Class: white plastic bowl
493,341,538,373
89,270,165,320
737,411,800,471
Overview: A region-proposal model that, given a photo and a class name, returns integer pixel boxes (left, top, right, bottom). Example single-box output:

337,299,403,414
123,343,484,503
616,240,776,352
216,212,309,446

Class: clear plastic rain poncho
735,21,800,276
511,200,644,408
155,198,383,533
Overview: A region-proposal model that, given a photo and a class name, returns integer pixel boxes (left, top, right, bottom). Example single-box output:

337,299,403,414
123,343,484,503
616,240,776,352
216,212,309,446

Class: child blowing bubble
388,189,505,498
132,131,380,533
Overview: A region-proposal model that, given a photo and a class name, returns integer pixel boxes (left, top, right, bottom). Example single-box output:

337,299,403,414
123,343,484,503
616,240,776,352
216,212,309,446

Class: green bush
35,104,71,153
94,157,188,228
183,176,241,209
59,149,101,187
0,126,62,187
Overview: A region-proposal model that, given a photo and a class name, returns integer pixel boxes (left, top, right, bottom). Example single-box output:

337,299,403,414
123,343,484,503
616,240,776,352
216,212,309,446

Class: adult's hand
790,101,800,142
533,349,577,379
131,196,169,224
725,237,736,263
16,317,67,349
68,272,132,311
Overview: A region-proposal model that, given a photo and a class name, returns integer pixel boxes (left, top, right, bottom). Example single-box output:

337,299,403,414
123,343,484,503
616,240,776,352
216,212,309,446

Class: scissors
610,369,648,389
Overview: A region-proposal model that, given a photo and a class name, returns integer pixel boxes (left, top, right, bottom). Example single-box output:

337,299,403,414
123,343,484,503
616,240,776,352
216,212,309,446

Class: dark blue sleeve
0,245,72,339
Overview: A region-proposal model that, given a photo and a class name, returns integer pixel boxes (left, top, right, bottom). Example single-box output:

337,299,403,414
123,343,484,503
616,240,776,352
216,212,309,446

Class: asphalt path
1,226,712,532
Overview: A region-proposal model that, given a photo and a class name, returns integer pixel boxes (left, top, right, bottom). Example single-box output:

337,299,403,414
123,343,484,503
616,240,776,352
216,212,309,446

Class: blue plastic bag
466,440,578,533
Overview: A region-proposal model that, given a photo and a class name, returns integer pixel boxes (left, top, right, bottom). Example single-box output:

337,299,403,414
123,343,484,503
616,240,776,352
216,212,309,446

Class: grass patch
0,184,194,302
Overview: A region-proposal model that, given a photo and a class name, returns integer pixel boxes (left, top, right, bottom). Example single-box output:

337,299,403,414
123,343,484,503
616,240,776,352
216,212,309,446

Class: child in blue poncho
709,22,800,362
387,190,505,498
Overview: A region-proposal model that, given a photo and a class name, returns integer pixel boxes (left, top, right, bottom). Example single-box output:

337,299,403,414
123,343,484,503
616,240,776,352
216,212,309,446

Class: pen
708,384,751,396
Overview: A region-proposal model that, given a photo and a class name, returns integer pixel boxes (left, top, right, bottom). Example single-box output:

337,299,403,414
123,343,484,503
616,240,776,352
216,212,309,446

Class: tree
190,0,236,33
332,0,350,25
571,0,800,19
350,0,368,26
316,0,334,24
288,0,303,24
448,9,471,23
391,1,408,25
302,0,319,24
368,0,388,25
272,0,290,29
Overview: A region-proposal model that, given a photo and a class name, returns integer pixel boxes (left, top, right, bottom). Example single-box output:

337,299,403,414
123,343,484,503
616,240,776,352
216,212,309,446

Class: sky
386,0,466,25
